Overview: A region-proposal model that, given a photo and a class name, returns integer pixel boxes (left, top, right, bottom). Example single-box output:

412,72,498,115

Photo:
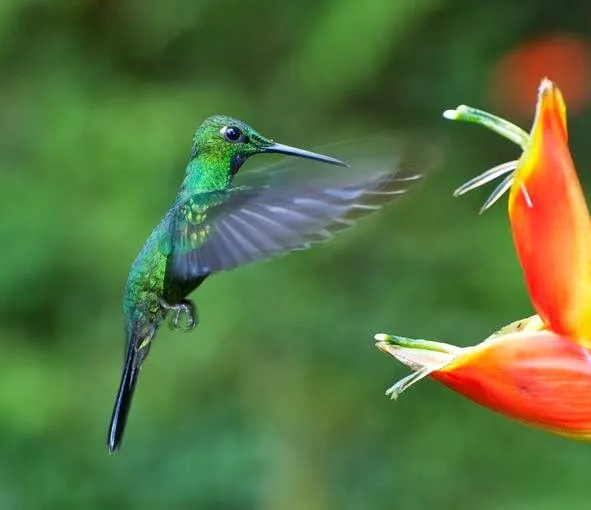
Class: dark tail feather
107,345,139,454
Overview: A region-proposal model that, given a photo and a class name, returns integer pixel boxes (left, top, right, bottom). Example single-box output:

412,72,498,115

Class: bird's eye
220,125,245,143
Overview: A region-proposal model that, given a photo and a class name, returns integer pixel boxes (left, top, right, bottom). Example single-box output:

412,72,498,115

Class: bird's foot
160,299,198,332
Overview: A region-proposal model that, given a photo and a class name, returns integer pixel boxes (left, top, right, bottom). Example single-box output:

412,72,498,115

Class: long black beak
264,142,348,167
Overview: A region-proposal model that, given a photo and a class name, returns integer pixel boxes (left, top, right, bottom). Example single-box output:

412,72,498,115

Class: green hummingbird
108,115,420,453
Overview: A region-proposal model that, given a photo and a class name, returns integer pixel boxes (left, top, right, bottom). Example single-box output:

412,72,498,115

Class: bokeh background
3,0,591,508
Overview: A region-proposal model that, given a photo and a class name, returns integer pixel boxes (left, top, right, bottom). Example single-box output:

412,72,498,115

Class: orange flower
377,79,591,438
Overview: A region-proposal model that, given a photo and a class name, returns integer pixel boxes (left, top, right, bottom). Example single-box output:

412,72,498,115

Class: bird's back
123,213,173,320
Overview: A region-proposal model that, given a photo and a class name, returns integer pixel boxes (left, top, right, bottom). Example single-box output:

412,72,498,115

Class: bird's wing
168,139,426,281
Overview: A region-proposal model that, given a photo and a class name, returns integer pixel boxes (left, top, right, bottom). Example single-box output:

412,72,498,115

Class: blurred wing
169,139,428,280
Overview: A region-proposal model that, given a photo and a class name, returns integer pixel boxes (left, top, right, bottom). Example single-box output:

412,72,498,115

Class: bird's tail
107,342,140,454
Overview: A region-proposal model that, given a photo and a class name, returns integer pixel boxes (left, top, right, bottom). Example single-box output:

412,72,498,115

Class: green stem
443,105,530,147
375,334,462,354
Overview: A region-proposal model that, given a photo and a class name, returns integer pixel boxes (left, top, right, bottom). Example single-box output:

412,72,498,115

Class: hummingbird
108,115,421,453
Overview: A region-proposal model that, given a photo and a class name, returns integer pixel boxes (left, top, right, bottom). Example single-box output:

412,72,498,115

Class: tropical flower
376,79,591,438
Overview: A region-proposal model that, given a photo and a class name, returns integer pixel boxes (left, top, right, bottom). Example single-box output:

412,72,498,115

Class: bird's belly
162,273,209,304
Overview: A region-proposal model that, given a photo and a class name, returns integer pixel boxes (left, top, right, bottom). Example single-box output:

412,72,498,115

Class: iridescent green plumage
109,115,421,453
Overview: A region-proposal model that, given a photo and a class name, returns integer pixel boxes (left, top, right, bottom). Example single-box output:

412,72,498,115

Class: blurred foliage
2,0,591,509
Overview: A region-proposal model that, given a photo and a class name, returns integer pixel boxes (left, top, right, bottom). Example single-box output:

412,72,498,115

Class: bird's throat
179,158,234,199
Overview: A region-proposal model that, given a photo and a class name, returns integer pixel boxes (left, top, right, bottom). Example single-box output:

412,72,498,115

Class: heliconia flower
376,79,591,438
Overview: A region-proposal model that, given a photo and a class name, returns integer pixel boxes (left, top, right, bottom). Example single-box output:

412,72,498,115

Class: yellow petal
508,79,591,345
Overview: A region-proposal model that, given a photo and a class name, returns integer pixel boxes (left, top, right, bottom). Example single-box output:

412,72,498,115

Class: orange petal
434,330,591,438
508,79,591,344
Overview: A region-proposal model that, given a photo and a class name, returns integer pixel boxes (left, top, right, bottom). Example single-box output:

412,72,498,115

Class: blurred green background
3,0,591,508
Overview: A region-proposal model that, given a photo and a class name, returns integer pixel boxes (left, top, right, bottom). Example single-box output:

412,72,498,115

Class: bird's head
190,115,346,179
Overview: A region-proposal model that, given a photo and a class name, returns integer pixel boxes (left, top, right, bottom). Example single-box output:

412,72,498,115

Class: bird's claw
160,299,198,332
